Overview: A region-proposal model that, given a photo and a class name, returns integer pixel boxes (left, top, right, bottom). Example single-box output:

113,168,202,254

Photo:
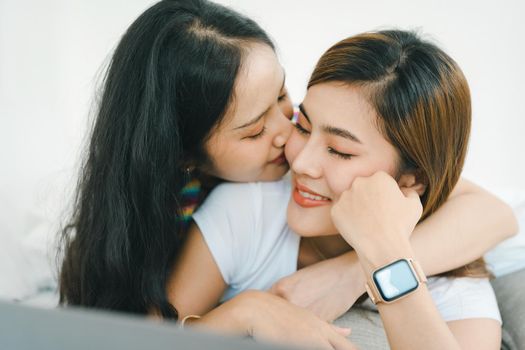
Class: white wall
1,0,524,248
222,0,525,191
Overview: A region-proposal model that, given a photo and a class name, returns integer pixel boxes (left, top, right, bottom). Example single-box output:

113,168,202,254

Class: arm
192,289,357,350
373,284,501,350
271,177,518,321
167,223,227,317
332,172,500,349
167,223,357,350
410,177,518,275
357,242,501,350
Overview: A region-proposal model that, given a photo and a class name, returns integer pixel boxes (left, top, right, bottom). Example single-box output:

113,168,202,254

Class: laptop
0,300,295,350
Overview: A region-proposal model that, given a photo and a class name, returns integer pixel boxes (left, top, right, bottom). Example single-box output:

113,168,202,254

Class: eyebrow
233,72,286,130
299,103,362,144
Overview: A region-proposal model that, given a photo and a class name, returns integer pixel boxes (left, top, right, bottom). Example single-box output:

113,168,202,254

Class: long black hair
59,0,274,319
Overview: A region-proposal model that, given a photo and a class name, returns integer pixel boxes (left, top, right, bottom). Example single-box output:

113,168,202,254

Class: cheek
325,159,380,199
249,141,272,167
204,138,232,176
327,171,355,201
204,136,223,164
205,138,253,175
224,138,275,175
284,131,304,164
225,141,265,168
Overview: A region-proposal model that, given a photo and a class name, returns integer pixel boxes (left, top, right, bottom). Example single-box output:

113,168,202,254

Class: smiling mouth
292,182,331,208
297,190,329,201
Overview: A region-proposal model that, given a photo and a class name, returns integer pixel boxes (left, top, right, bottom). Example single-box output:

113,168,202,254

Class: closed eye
328,147,353,160
292,121,310,135
291,110,310,135
244,126,266,140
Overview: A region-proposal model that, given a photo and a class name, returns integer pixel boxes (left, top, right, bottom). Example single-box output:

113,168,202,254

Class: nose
291,135,323,179
270,105,293,149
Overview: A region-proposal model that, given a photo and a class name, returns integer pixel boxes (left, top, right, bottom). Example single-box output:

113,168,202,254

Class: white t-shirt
192,179,501,323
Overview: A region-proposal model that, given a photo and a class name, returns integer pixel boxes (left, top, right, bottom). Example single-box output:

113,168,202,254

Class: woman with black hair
59,1,360,347
59,0,292,315
59,1,516,349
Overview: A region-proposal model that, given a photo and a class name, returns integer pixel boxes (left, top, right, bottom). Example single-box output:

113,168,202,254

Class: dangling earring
184,167,193,183
184,165,197,183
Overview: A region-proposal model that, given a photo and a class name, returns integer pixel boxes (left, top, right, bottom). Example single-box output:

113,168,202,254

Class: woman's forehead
303,83,376,137
303,83,400,159
226,44,284,130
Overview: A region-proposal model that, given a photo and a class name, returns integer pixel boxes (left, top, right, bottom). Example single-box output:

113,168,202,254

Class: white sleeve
192,182,261,286
428,277,502,324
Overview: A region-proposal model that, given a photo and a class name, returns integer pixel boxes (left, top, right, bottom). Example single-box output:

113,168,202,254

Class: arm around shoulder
411,177,518,276
448,177,518,238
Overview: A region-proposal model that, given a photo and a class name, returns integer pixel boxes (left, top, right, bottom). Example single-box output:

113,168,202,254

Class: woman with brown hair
169,30,510,349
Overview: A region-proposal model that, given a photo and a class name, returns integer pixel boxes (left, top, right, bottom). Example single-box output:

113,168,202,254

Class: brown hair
309,30,488,278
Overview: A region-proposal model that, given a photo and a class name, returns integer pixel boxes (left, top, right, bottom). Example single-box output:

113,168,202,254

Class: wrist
230,290,269,336
355,237,416,275
340,251,367,297
365,257,427,305
227,290,259,336
196,293,260,337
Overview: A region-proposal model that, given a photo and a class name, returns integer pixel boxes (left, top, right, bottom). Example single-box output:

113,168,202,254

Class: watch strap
365,258,427,305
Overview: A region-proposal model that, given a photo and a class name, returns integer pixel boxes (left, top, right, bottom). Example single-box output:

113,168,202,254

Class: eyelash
328,147,353,160
243,94,287,140
293,122,353,160
245,126,266,140
292,121,310,135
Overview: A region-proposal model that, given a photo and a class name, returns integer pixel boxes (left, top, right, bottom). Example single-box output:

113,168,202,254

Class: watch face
373,259,419,302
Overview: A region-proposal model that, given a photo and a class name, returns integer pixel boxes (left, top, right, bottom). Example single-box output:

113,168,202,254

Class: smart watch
365,258,427,304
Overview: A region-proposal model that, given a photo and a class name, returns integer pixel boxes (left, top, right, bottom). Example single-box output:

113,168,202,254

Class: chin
286,199,338,237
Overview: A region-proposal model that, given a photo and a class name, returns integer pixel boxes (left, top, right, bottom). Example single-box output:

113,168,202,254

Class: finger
310,339,336,350
329,333,358,350
399,187,423,213
399,186,418,199
331,325,352,337
268,285,278,295
268,282,287,297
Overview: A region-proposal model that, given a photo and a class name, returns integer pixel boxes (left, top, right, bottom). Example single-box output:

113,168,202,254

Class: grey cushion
491,268,525,350
334,305,387,350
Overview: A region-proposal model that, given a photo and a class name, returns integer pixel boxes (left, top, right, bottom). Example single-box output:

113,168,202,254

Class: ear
397,171,427,196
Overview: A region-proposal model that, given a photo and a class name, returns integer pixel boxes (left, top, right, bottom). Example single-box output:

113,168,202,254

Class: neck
298,235,352,268
311,235,352,258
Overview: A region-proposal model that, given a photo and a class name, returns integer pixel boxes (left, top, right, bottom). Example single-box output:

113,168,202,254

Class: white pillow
484,189,525,277
0,195,57,303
